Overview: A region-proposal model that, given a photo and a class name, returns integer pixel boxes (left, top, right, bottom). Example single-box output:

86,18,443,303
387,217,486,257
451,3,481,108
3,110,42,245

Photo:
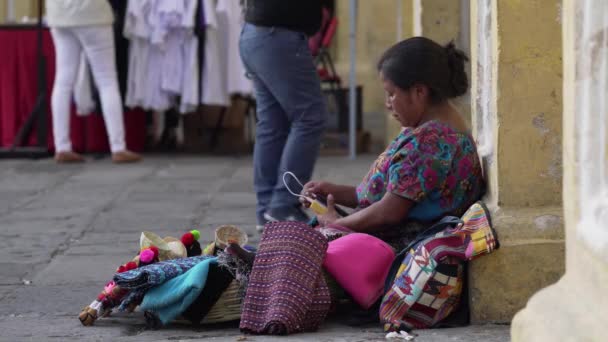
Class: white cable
282,171,307,199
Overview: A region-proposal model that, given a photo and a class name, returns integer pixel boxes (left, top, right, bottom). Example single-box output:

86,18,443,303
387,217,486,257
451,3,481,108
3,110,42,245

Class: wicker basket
214,225,248,250
201,280,242,324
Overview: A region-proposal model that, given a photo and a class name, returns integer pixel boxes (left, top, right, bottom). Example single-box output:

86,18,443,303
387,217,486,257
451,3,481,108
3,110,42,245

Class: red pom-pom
117,265,126,273
149,246,159,259
97,293,106,301
181,232,194,247
126,261,138,270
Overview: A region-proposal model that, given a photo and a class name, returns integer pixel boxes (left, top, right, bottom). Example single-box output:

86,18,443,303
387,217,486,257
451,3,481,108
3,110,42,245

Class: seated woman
303,37,485,250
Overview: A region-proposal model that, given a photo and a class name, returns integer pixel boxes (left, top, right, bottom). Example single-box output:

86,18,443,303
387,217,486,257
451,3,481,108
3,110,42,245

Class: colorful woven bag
380,202,499,332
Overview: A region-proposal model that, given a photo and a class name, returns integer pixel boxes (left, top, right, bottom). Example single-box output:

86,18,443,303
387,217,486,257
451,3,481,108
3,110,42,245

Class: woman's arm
325,184,358,208
302,181,359,208
329,192,414,233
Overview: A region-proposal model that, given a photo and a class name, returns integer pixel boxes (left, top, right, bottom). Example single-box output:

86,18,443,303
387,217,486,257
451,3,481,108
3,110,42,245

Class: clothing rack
0,0,51,159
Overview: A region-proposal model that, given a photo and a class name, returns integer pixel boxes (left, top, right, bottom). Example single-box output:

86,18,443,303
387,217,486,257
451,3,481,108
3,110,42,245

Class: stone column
468,0,565,323
512,0,608,339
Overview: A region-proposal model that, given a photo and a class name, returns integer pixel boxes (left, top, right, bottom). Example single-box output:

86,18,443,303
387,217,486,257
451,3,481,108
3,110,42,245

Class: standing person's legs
50,28,83,160
267,49,327,214
240,24,327,222
240,24,291,228
75,25,124,153
75,25,140,162
250,74,291,226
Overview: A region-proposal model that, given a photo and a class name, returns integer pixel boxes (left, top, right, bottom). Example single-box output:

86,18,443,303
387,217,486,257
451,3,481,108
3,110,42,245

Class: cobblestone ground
0,156,509,341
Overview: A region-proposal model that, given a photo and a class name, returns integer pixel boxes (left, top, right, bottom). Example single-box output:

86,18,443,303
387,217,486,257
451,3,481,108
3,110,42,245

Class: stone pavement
0,155,510,342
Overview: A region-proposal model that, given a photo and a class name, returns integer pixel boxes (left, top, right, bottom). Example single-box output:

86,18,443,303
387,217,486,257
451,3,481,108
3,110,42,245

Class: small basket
201,280,242,324
214,225,248,250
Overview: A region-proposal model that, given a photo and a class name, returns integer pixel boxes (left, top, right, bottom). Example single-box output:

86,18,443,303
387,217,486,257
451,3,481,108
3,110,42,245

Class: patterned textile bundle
113,256,212,310
239,222,331,335
114,256,212,290
380,202,499,331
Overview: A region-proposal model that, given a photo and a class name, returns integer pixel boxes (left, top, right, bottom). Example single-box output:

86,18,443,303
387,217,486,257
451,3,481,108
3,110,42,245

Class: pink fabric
323,233,395,309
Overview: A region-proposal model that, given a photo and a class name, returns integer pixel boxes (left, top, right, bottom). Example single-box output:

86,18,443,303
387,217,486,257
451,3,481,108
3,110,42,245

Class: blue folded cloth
140,257,217,325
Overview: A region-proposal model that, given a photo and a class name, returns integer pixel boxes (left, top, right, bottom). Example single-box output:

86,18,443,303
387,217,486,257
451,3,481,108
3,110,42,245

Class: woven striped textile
240,222,331,335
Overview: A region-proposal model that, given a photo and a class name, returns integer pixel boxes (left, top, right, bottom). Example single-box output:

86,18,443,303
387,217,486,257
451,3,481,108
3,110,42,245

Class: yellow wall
0,0,40,23
0,1,5,22
419,0,462,44
495,0,563,207
334,0,414,150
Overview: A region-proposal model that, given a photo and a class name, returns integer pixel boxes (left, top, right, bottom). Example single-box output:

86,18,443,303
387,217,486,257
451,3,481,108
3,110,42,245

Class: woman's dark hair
377,37,469,103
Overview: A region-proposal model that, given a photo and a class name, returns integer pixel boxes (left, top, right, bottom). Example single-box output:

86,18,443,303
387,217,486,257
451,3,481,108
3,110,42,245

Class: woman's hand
317,194,340,226
300,181,334,207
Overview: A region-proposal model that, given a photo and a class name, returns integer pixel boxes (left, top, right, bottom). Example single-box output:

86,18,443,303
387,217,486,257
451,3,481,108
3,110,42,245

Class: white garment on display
124,0,199,113
124,0,151,109
147,45,172,111
216,0,252,96
201,0,229,106
151,0,184,45
123,0,248,112
124,0,169,137
161,32,185,95
180,36,199,113
156,0,184,97
179,0,200,113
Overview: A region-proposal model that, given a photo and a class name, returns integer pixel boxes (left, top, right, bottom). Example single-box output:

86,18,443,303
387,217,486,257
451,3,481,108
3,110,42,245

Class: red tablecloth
0,26,145,152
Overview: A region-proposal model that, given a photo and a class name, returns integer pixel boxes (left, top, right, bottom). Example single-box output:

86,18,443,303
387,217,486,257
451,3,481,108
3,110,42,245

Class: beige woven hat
140,231,187,261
